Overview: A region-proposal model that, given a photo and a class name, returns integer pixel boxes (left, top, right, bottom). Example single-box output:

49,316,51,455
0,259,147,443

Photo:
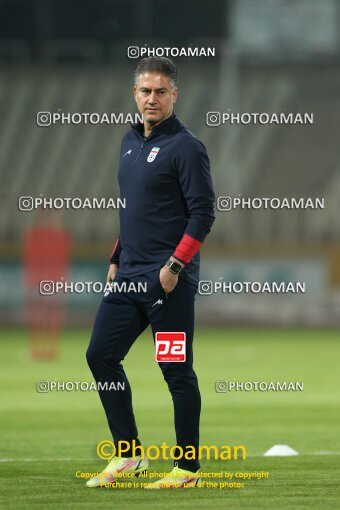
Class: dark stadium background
1,0,339,327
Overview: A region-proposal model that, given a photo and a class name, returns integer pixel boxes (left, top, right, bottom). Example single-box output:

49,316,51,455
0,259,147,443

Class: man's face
134,72,178,126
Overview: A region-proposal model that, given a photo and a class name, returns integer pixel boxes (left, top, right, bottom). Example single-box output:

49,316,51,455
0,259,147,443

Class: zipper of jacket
133,130,158,163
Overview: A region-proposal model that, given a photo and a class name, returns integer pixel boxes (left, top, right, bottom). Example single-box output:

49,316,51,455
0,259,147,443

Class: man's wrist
169,256,185,267
166,257,185,275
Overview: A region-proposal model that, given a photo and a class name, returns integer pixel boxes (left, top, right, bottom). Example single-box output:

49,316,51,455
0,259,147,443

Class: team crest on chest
147,147,160,163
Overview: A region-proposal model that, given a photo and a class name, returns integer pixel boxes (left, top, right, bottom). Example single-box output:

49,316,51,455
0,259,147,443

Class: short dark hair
134,57,177,88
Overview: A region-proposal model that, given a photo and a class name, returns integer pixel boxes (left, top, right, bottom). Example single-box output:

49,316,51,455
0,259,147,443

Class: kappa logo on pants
147,147,160,163
155,332,186,362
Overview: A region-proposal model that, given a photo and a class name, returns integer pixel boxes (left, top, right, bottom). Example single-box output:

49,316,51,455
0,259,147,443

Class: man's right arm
108,135,128,283
107,238,121,282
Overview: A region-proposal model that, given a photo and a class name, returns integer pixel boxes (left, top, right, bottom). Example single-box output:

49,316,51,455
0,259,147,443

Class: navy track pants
86,266,201,472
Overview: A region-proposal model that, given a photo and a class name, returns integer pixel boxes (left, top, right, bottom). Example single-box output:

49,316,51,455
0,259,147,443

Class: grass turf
0,328,339,509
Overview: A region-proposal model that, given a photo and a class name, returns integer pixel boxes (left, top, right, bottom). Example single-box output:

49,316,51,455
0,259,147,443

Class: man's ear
172,88,179,104
133,85,138,103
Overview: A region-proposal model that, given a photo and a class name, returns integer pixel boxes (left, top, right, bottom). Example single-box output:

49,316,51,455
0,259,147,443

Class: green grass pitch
0,328,339,509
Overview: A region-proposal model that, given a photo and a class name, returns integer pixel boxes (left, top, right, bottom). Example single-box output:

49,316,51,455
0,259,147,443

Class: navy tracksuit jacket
110,113,215,286
87,113,215,472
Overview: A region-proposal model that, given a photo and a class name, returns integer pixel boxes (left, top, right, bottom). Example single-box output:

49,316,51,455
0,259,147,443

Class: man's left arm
160,137,215,292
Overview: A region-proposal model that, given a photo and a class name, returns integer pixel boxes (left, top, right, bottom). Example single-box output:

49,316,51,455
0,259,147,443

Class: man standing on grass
86,56,215,489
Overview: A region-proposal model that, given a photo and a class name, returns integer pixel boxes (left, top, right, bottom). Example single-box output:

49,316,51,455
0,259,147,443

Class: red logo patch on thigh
155,332,186,362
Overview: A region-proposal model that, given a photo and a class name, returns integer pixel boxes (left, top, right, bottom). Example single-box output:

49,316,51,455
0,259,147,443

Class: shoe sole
86,468,148,488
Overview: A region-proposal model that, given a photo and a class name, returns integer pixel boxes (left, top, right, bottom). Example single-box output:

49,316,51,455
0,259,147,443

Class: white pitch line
313,451,340,455
0,458,93,462
1,452,340,462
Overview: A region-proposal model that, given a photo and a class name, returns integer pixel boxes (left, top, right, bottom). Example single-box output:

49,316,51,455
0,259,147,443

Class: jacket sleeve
172,136,215,263
109,237,122,265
